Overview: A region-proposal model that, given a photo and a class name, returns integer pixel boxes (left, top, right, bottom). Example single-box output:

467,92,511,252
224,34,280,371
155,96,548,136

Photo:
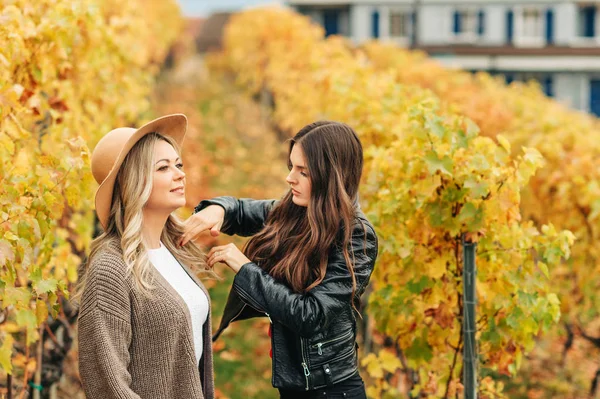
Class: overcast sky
177,0,282,16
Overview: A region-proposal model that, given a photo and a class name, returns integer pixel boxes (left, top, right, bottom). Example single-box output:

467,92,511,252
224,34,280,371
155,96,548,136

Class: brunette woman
181,121,378,398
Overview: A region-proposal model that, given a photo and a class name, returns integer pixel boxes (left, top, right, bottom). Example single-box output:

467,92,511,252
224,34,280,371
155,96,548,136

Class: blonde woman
75,114,214,399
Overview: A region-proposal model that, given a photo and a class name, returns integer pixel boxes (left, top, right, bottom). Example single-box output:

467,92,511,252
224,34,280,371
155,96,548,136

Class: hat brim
95,114,187,230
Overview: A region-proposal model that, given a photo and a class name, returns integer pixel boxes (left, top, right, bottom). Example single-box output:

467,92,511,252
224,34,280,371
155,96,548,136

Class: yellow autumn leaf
13,149,30,176
497,135,511,153
378,349,402,373
427,257,447,279
0,334,14,374
36,299,48,325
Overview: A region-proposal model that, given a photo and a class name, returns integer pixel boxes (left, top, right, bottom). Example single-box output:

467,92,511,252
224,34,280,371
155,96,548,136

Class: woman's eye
300,172,308,177
176,163,184,169
158,165,168,171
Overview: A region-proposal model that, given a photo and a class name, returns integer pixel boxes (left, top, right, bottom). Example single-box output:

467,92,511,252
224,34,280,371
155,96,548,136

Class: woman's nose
286,172,295,184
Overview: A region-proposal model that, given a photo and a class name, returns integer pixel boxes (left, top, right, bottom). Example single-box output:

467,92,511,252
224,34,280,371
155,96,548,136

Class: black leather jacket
195,197,378,391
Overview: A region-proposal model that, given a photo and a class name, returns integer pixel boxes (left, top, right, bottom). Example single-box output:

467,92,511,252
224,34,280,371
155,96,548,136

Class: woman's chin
291,196,308,207
169,199,187,212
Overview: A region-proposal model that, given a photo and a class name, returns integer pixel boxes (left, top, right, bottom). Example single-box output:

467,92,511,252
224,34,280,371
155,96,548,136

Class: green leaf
407,276,432,294
463,178,489,199
427,201,446,227
424,151,453,176
506,306,525,328
16,309,38,344
453,130,469,150
425,115,445,139
518,291,537,308
405,332,433,362
443,186,468,203
469,153,491,172
34,278,58,294
458,202,484,229
465,118,480,137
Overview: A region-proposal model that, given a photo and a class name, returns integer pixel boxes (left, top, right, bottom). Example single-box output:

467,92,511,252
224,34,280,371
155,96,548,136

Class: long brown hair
244,121,364,310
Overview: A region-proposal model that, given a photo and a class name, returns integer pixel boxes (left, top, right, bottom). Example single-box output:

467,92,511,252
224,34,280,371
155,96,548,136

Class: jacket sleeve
231,221,378,337
194,196,277,237
77,255,141,399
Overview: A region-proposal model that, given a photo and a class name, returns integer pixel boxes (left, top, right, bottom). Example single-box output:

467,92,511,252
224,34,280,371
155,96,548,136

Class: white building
288,0,600,116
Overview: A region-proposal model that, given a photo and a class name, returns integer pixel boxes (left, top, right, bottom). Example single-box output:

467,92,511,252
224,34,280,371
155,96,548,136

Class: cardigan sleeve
77,253,141,399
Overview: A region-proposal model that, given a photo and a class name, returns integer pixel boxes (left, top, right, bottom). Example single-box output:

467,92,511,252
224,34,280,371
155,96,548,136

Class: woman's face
286,144,311,207
145,139,186,213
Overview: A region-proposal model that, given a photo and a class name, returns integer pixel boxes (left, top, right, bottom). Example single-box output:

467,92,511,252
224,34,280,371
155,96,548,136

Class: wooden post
32,325,44,399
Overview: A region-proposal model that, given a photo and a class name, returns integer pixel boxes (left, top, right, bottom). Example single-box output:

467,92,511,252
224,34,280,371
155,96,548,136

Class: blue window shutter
506,10,514,43
505,74,514,84
323,10,340,36
543,77,554,97
411,10,417,45
372,11,380,38
477,10,485,35
584,6,596,37
590,80,600,116
546,9,554,44
453,11,461,33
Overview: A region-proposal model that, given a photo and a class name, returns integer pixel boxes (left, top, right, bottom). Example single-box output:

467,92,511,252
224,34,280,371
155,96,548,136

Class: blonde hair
74,132,214,302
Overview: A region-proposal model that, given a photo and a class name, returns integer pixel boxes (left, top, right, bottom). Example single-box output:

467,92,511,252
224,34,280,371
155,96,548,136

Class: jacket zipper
228,304,247,326
235,286,272,322
300,337,311,391
312,330,353,355
311,345,356,367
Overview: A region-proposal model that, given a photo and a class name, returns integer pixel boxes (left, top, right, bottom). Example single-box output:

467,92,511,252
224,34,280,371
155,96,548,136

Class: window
454,10,476,35
453,9,485,39
522,8,543,38
390,11,410,38
578,6,596,37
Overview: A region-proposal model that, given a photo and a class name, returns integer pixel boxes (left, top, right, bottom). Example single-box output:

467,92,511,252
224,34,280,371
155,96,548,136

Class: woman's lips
170,187,184,194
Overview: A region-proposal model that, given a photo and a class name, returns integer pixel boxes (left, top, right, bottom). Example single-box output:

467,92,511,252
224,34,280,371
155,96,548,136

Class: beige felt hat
91,114,187,229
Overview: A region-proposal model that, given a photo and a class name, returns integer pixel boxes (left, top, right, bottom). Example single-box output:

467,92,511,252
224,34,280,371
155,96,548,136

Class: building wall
289,1,600,115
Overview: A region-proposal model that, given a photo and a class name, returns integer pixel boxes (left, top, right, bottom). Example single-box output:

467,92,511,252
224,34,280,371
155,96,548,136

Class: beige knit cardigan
78,240,214,399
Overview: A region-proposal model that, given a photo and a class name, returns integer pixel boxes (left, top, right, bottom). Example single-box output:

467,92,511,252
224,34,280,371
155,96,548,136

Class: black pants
279,372,366,399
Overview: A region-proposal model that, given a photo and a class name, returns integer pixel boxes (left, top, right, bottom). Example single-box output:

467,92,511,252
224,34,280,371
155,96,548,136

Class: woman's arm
230,220,378,337
194,196,277,237
78,254,141,399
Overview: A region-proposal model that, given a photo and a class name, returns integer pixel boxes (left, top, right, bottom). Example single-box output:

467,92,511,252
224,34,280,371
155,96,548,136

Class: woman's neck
141,209,169,249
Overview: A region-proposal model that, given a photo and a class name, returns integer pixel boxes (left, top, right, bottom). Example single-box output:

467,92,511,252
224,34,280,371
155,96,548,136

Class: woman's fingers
180,219,211,246
207,246,228,268
180,206,226,245
207,245,226,263
209,219,224,237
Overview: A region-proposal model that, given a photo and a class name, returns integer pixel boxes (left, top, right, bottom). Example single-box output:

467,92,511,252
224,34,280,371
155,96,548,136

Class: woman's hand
179,205,225,246
207,243,251,273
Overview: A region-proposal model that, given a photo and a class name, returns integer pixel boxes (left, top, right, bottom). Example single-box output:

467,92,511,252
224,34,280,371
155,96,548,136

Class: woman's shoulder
352,211,376,238
79,240,132,318
87,240,128,281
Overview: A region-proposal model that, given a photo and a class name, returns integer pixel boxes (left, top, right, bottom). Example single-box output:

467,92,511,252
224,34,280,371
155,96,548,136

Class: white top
147,242,209,365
